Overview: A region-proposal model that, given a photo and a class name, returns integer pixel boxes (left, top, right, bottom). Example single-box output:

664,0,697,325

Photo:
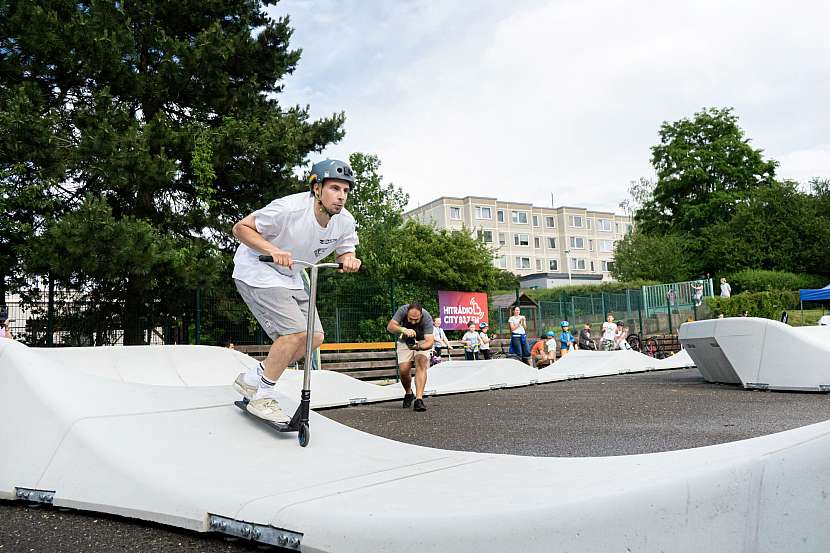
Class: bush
725,270,826,294
705,290,800,319
524,280,658,301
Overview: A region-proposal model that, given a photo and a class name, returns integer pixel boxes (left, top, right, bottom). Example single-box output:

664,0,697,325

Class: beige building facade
404,196,633,287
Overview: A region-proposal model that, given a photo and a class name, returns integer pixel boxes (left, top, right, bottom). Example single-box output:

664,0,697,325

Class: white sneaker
247,397,291,424
233,373,257,400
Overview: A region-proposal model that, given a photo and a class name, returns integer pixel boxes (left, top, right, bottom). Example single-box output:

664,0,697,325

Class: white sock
253,375,277,400
243,362,265,386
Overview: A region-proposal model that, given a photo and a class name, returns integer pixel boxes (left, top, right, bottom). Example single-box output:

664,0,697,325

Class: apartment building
404,196,633,288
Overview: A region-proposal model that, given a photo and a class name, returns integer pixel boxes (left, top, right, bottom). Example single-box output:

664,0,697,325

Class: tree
640,107,778,235
2,0,344,342
611,231,694,283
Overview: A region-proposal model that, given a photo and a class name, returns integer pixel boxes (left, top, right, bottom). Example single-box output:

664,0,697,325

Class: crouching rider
231,159,362,423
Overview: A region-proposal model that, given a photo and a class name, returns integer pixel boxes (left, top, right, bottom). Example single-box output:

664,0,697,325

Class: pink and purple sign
437,291,489,330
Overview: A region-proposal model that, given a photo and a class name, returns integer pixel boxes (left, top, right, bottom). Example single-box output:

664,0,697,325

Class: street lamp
565,249,572,286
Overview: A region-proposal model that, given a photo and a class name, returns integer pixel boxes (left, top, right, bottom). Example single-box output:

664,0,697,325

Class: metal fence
3,278,712,348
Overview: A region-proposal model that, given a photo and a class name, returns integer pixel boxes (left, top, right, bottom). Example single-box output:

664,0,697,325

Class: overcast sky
267,1,830,213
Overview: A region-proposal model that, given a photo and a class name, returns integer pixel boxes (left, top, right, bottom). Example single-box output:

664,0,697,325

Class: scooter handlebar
258,255,366,272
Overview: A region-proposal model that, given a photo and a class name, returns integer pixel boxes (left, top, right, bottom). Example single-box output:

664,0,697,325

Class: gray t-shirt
392,304,434,342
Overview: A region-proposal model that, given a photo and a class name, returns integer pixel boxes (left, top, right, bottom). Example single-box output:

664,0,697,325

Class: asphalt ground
3,368,830,552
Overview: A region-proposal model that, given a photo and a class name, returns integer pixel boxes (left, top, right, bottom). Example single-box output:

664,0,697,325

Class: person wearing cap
230,159,363,423
478,321,492,360
558,321,577,357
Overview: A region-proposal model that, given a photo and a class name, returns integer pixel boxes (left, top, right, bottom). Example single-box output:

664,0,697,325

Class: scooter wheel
298,423,310,447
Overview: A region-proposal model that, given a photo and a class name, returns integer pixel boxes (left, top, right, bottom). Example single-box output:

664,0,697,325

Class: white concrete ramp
680,318,830,391
2,338,830,552
425,358,540,394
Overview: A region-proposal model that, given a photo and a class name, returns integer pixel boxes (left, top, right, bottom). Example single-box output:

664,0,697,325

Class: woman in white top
508,306,531,363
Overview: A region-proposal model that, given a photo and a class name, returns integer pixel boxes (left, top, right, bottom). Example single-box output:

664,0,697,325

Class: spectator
531,332,553,367
508,306,531,364
387,302,435,412
741,310,749,317
615,321,631,350
780,311,789,324
600,313,617,351
432,317,450,359
462,321,480,361
818,310,830,326
578,323,596,350
720,277,732,298
478,322,492,360
0,320,11,340
691,281,704,307
558,321,577,357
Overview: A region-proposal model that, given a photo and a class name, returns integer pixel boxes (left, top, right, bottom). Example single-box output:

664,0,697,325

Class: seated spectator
615,321,631,350
558,321,576,357
578,323,595,350
462,321,480,360
532,331,554,367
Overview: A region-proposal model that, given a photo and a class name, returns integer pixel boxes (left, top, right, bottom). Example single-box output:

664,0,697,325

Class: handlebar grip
338,262,367,272
258,255,273,262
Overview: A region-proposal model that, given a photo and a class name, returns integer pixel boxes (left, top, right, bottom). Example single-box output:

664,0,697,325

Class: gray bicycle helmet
308,159,355,192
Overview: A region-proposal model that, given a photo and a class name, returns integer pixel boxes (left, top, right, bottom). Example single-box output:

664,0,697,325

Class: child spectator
600,313,617,351
478,322,492,360
462,321,480,360
532,331,554,367
432,317,450,359
615,321,631,350
578,323,595,350
558,321,576,357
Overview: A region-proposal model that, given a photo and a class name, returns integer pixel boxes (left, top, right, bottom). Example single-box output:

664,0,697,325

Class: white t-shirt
509,315,526,335
819,315,830,326
478,331,490,350
601,321,618,341
720,283,731,298
232,192,358,289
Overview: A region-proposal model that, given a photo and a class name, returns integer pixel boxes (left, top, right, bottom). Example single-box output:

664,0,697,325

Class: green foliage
705,290,800,319
724,270,826,294
610,231,695,282
524,280,658,301
641,107,778,235
1,0,344,341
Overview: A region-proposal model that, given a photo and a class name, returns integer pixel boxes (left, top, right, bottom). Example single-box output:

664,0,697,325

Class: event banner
437,291,489,330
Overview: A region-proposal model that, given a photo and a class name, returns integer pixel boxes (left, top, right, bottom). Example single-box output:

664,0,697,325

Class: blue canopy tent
799,284,830,302
799,284,830,323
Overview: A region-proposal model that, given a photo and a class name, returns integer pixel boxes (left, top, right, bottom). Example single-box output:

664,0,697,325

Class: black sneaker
402,393,415,409
413,398,427,412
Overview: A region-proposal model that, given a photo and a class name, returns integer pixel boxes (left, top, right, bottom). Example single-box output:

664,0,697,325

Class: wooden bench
235,342,399,382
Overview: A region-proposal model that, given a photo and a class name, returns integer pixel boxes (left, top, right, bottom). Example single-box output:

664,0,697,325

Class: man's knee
311,332,324,348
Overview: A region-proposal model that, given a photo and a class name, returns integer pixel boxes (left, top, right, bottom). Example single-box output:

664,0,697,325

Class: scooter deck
234,399,295,433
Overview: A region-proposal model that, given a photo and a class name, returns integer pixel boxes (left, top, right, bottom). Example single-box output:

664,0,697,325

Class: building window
598,218,612,232
536,259,542,271
549,259,558,271
586,218,593,230
514,233,529,246
570,258,587,270
532,214,539,227
545,216,556,228
602,260,614,272
511,211,528,224
534,237,541,249
569,236,585,249
497,210,505,223
546,237,556,249
588,239,594,252
590,261,595,272
498,232,507,246
475,206,492,220
495,255,507,269
599,239,614,252
515,256,531,269
478,229,494,244
450,207,461,220
616,222,621,233
569,215,584,228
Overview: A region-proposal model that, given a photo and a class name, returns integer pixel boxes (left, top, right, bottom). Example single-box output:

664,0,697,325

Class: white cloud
269,1,830,212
